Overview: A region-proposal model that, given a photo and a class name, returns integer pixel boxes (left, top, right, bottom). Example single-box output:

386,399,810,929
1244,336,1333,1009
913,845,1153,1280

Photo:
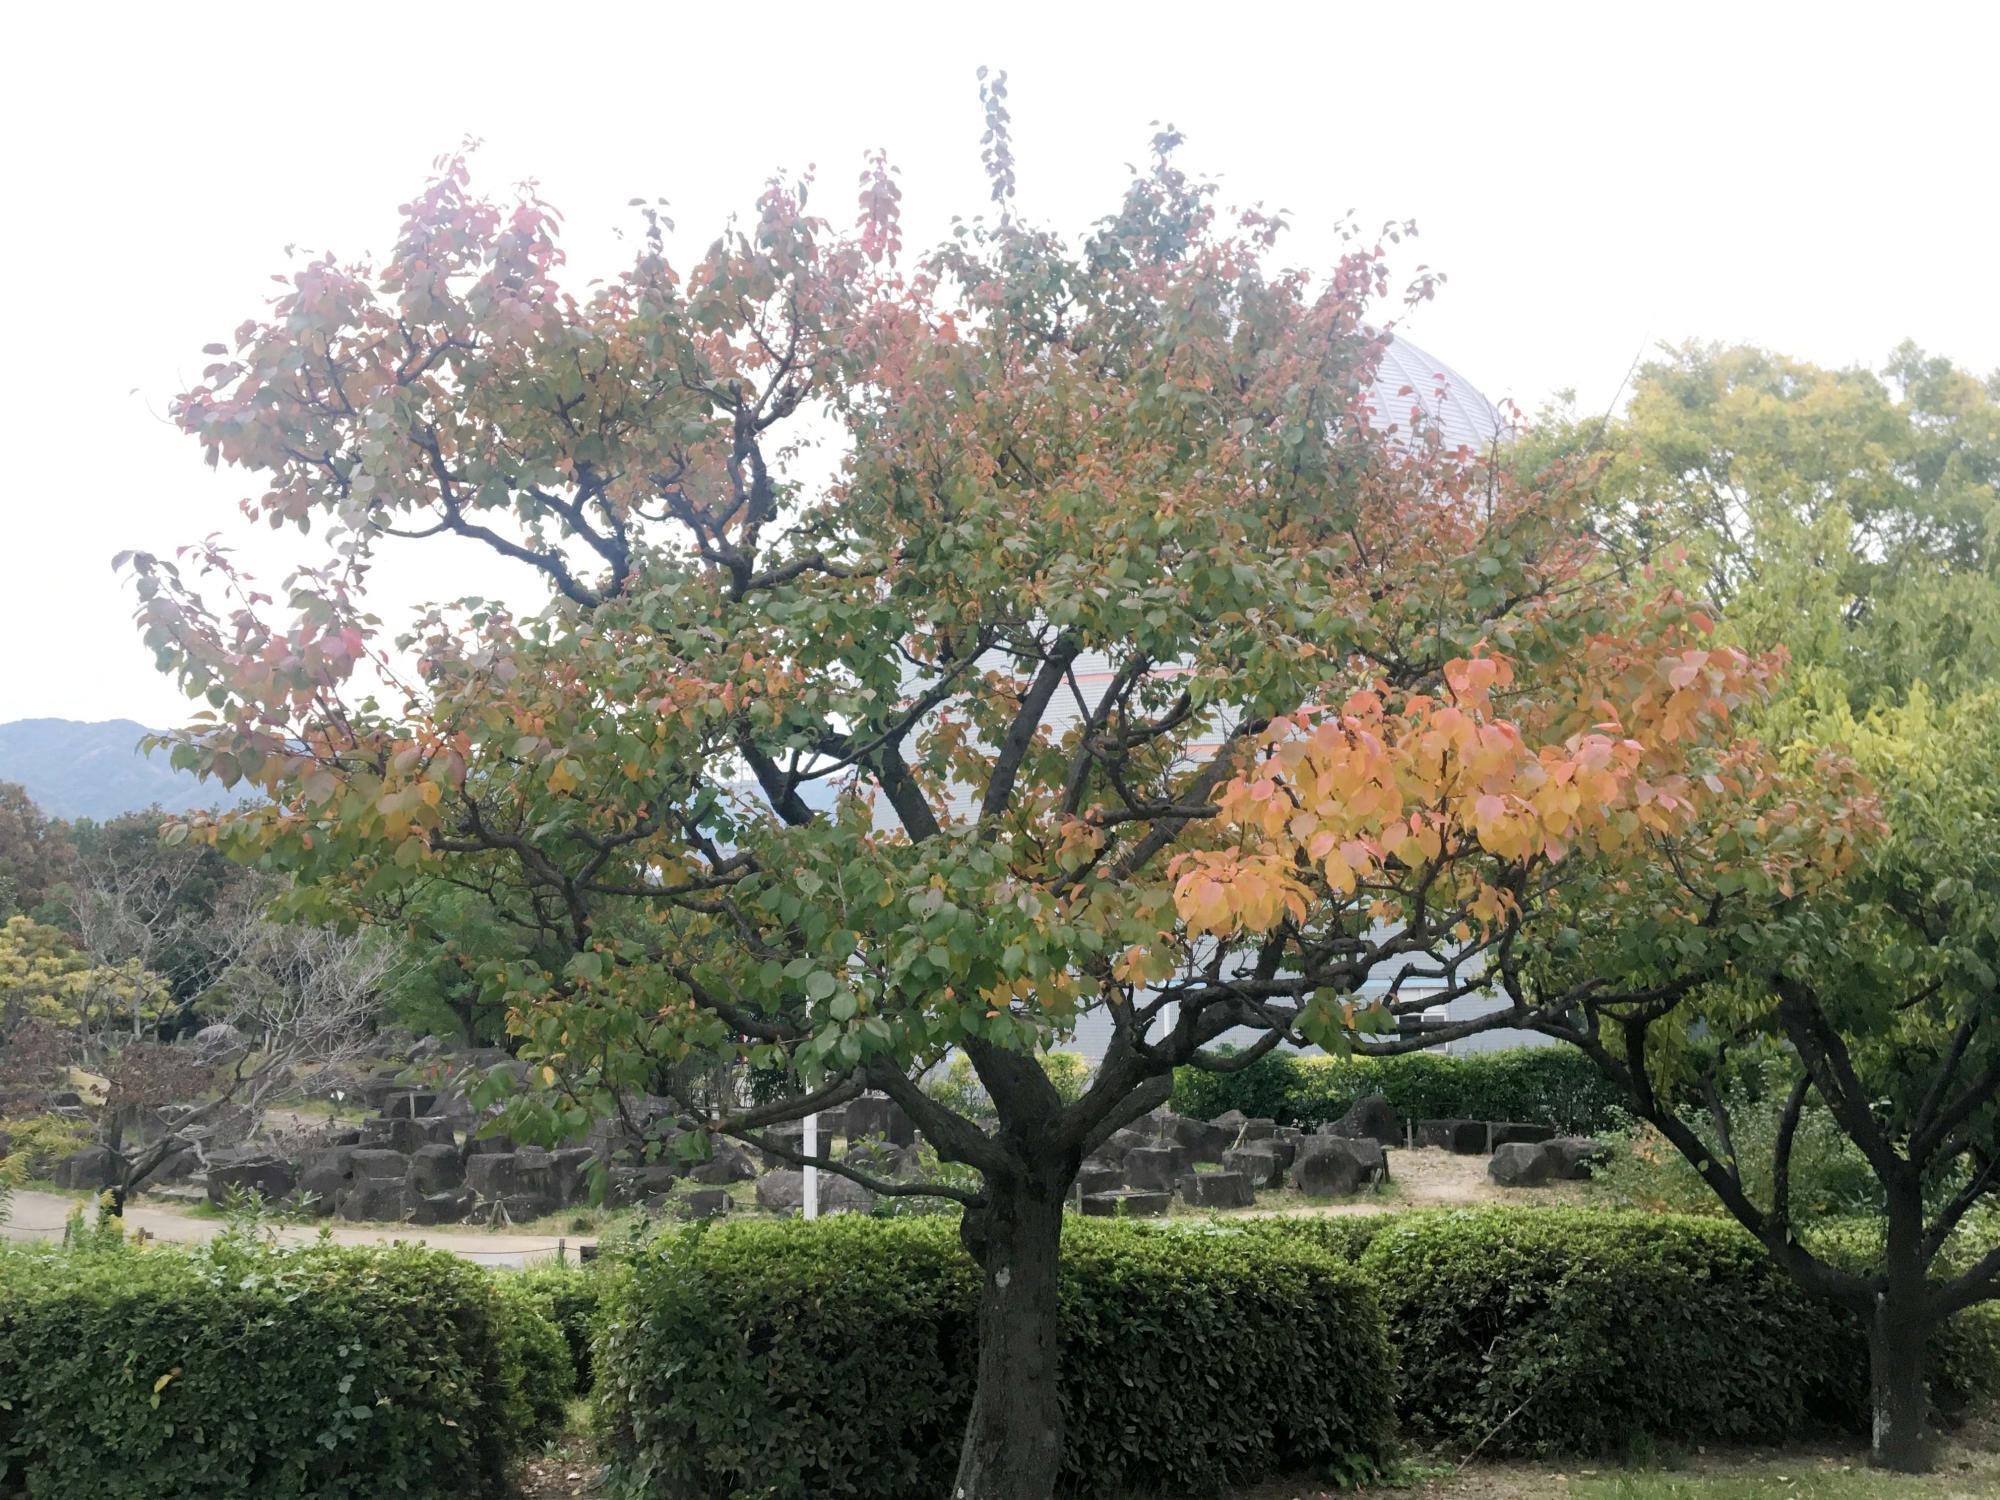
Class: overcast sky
3,0,1993,727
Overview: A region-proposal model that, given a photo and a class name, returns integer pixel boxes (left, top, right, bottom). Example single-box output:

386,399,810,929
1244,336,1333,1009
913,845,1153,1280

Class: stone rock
1265,1134,1300,1170
297,1148,357,1214
463,1133,516,1157
551,1146,598,1206
1416,1119,1488,1154
1544,1137,1610,1181
755,1169,874,1216
206,1154,297,1207
1079,1189,1171,1218
844,1093,916,1146
607,1163,680,1207
410,1189,473,1225
1325,1093,1400,1147
408,1143,465,1196
687,1139,757,1185
675,1187,731,1219
1222,1144,1285,1189
52,1145,125,1192
1490,1122,1557,1148
363,1115,457,1154
1177,1170,1255,1210
1122,1144,1191,1192
378,1089,439,1120
1292,1138,1387,1197
337,1177,415,1221
1094,1127,1152,1165
1488,1141,1556,1188
350,1148,413,1180
842,1138,912,1177
147,1142,202,1185
1210,1110,1278,1143
190,1022,246,1060
1151,1112,1232,1164
758,1121,808,1170
815,1105,850,1139
1076,1164,1125,1197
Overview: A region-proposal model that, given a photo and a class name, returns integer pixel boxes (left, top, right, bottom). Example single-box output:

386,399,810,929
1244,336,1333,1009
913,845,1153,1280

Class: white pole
803,1111,820,1220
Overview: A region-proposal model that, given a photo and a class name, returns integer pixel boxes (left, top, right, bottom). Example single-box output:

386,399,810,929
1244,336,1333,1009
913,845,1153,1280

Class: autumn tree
127,101,1851,1497
0,782,76,925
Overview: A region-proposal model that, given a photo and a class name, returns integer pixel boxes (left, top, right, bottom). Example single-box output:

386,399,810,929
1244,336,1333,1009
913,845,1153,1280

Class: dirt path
2,1189,586,1266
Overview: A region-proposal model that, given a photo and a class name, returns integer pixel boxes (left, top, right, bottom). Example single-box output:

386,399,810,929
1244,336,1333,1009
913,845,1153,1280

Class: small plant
0,1151,22,1226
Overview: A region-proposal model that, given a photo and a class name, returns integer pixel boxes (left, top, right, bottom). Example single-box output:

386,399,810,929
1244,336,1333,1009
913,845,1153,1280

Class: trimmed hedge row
589,1208,2000,1479
1247,1208,1999,1456
595,1215,1397,1499
0,1235,567,1499
1172,1046,1629,1135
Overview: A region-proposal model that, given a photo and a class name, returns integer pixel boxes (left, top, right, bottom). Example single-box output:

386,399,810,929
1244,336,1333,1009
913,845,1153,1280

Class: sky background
2,0,1994,727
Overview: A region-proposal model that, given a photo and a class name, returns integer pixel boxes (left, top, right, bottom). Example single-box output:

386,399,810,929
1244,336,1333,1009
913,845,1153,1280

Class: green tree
124,107,1849,1496
1518,689,2000,1471
1544,342,2000,709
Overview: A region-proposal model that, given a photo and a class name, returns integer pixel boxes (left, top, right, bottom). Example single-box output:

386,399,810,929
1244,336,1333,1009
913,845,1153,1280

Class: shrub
597,1215,1396,1499
0,1111,92,1171
488,1273,574,1441
1345,1207,1997,1457
506,1258,632,1393
1594,1063,1882,1220
0,1232,558,1498
1172,1047,1628,1135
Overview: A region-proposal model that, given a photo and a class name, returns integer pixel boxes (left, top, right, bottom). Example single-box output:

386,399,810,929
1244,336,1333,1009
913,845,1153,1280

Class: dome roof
1365,334,1511,454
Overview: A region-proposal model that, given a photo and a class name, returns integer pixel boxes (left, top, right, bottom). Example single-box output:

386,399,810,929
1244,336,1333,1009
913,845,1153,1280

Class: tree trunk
1867,1286,1936,1472
1869,1184,1935,1474
953,1171,1069,1500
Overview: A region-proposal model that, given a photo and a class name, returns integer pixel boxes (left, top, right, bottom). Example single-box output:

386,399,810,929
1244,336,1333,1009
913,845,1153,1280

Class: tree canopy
124,115,1869,1497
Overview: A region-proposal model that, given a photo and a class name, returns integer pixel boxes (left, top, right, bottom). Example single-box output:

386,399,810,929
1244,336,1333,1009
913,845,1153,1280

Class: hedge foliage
506,1259,631,1395
1330,1208,1999,1457
596,1215,1396,1499
1172,1046,1628,1135
0,1232,563,1499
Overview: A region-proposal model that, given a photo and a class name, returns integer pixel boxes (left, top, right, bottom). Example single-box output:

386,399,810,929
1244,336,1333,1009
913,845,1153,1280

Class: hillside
0,718,251,822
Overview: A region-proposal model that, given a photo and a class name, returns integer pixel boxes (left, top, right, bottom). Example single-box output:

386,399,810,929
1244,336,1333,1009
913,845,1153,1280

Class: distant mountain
0,719,251,822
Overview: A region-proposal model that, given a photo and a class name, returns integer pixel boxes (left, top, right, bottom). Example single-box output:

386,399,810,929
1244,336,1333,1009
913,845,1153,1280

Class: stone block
1079,1189,1171,1218
1292,1138,1387,1197
1325,1093,1400,1147
1488,1141,1556,1187
551,1146,598,1206
51,1145,125,1192
206,1154,297,1207
1416,1119,1488,1154
688,1139,757,1185
844,1093,916,1146
1076,1164,1125,1197
1122,1144,1191,1192
364,1115,457,1154
410,1189,473,1225
408,1143,464,1195
675,1187,731,1219
1177,1170,1255,1209
1545,1136,1611,1181
1222,1144,1284,1189
337,1177,414,1222
1491,1122,1557,1148
350,1148,412,1180
378,1089,439,1120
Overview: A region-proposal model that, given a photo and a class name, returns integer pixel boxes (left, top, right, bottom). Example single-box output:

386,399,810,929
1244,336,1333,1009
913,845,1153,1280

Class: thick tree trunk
1867,1286,1936,1472
953,1172,1070,1500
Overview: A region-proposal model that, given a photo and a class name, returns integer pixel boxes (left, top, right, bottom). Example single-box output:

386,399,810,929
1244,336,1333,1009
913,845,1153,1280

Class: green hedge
1172,1047,1628,1135
1331,1208,1998,1457
0,1234,563,1499
596,1215,1396,1499
505,1259,631,1395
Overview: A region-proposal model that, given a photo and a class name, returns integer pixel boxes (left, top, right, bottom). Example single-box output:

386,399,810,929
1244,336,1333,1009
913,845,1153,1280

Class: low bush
488,1273,575,1441
1338,1207,1998,1457
1172,1047,1627,1136
506,1258,632,1393
0,1230,561,1498
597,1215,1396,1499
